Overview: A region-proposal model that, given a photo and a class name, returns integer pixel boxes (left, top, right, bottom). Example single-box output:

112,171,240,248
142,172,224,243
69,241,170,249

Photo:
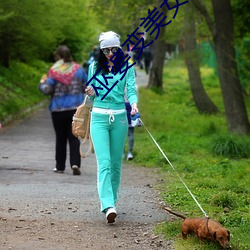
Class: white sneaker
105,207,117,223
53,168,64,173
72,165,81,175
127,152,133,160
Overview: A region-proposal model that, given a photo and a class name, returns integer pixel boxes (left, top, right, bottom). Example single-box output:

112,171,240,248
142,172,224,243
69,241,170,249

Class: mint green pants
90,111,128,212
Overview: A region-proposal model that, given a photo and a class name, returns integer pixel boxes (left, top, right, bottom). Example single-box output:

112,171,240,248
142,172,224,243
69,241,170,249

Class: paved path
0,106,164,223
0,67,152,224
0,71,174,249
135,68,149,88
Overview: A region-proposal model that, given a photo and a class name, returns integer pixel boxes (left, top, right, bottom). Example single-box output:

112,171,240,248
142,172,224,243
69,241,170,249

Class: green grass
0,60,50,123
129,59,250,250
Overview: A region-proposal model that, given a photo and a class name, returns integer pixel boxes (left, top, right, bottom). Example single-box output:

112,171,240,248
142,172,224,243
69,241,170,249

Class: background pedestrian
39,45,87,175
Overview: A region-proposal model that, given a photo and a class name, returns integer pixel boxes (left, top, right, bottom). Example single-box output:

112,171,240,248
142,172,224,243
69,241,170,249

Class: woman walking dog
86,31,138,223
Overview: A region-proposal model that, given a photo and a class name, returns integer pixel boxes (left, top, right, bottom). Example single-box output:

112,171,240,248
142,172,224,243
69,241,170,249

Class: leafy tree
232,0,250,96
147,0,168,90
53,1,100,62
191,0,250,134
91,0,152,41
91,1,189,91
0,0,98,67
145,1,191,90
184,2,218,114
0,0,57,66
232,0,250,39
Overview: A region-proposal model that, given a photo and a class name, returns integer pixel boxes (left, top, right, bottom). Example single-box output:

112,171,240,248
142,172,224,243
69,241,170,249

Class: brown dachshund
162,207,231,249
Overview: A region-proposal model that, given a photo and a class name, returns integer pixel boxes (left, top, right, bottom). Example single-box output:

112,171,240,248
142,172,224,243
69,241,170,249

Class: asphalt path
0,69,172,249
0,106,165,222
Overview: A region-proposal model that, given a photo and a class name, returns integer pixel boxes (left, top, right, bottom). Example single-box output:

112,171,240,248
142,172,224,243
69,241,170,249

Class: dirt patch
0,216,174,250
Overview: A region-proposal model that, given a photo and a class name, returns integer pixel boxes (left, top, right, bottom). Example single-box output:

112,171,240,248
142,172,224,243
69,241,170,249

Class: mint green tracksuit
88,62,138,212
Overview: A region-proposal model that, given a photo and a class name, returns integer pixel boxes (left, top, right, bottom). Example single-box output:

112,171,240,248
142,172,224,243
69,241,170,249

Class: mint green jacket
87,62,138,110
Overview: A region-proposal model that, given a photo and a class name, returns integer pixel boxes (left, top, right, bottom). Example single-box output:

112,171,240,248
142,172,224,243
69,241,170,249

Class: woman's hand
85,86,95,96
40,74,47,84
131,103,138,116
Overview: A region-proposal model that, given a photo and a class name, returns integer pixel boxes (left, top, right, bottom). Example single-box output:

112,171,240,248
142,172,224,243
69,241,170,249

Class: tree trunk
212,0,250,134
191,0,250,134
147,0,168,90
184,3,218,114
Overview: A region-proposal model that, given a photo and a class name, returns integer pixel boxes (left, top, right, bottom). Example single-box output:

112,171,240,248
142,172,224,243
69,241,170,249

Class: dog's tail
162,206,187,220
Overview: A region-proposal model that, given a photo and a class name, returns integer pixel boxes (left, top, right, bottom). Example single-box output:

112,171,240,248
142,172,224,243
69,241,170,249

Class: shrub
210,135,250,159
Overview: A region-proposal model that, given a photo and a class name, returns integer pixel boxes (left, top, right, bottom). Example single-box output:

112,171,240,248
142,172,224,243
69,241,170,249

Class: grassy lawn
0,60,49,123
128,59,250,250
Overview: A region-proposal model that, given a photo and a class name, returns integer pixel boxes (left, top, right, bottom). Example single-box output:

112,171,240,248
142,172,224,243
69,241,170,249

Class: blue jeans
90,111,128,212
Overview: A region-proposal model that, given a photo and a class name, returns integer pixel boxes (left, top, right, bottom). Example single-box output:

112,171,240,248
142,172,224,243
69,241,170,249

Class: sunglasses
102,47,119,55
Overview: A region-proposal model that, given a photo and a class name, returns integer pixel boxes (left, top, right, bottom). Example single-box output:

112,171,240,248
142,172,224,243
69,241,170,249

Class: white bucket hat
99,31,121,49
